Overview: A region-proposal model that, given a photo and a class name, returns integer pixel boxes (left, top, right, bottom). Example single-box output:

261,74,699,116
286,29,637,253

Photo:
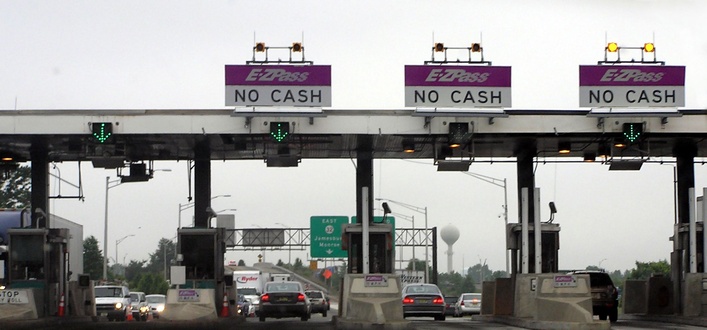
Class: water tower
440,224,460,273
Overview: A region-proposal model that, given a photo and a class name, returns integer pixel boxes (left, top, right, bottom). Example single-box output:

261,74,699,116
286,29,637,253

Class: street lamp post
103,176,122,281
115,234,135,266
375,198,429,283
462,172,510,276
178,194,232,229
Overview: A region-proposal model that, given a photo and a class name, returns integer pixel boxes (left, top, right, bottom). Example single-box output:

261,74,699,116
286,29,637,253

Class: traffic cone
57,293,65,317
220,293,229,317
126,309,133,321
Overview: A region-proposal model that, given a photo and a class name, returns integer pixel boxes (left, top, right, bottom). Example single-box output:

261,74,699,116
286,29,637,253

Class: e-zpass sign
0,290,29,304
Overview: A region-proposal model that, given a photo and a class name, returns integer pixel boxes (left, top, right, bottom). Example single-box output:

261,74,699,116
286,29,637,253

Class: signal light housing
622,122,644,143
91,122,113,144
643,42,655,53
255,42,266,52
471,43,482,52
607,42,619,52
434,43,444,52
269,122,290,143
292,42,302,52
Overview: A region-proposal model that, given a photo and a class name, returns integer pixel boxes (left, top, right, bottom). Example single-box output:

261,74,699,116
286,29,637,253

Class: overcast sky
2,0,707,275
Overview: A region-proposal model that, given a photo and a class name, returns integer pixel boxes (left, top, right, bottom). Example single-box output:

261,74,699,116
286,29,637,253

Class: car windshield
444,297,458,303
95,287,123,298
146,296,165,303
462,293,481,300
306,291,323,298
266,282,301,292
130,294,140,302
239,288,258,295
405,285,440,294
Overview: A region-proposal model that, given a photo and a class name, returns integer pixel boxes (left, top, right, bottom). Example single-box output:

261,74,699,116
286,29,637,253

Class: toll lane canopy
1,109,707,164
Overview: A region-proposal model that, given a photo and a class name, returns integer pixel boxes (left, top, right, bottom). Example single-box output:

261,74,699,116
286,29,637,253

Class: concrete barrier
623,279,647,314
481,281,495,315
337,274,408,329
161,288,217,321
535,274,594,323
493,277,514,316
0,288,39,320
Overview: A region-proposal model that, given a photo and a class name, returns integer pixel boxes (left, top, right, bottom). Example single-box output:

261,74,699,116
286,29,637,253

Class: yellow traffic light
607,42,619,52
292,42,302,52
434,43,444,52
643,42,655,53
471,43,482,52
255,42,266,52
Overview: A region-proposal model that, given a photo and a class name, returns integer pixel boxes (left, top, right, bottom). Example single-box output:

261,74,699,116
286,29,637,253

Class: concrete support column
515,141,536,274
193,138,211,228
355,135,374,225
30,137,50,228
675,140,696,225
673,139,697,315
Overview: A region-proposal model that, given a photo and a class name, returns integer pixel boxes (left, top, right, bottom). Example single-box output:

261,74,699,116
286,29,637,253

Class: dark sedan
401,283,446,321
258,281,311,322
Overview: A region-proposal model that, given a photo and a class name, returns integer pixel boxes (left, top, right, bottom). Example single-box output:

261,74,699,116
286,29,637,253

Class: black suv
568,270,618,322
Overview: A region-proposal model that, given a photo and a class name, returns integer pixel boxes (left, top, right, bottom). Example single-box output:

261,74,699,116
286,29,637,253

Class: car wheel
435,314,446,321
598,312,607,320
609,307,618,323
259,315,265,322
301,314,309,321
322,311,327,317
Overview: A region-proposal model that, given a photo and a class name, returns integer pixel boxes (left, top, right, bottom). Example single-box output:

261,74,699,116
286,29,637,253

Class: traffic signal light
434,43,444,52
255,42,266,52
643,43,655,53
292,42,302,52
91,122,113,144
270,122,290,142
622,123,643,144
607,42,619,52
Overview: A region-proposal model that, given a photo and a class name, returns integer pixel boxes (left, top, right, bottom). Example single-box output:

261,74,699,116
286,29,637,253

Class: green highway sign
310,216,349,258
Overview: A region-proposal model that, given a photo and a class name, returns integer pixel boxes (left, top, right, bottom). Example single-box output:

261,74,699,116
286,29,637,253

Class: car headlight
115,302,123,309
140,306,150,313
157,305,164,312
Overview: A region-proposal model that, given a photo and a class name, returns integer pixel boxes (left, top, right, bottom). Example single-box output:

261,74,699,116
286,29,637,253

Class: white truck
233,270,268,312
269,273,291,282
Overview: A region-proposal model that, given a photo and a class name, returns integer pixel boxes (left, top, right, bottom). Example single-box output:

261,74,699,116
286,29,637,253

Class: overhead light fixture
643,43,655,53
558,141,571,154
613,140,627,149
448,123,469,148
471,43,482,52
402,139,415,153
583,152,596,162
292,42,302,52
434,43,445,52
607,42,619,52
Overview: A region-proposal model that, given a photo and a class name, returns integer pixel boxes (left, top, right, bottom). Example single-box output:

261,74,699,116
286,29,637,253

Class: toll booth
176,227,226,313
7,228,69,317
507,223,560,274
341,223,394,274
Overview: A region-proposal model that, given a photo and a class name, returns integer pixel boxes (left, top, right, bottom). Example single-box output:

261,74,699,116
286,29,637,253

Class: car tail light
297,293,305,302
433,296,444,305
261,294,270,302
402,297,414,304
460,301,465,306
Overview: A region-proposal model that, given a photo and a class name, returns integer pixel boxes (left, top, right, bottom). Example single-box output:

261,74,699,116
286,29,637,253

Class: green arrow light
622,123,643,143
270,122,289,142
92,123,113,143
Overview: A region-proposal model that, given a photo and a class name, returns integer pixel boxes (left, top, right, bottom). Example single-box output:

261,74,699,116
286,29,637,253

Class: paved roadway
4,314,707,330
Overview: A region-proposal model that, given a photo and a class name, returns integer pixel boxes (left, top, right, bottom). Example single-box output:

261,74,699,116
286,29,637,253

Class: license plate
416,299,430,304
277,297,290,302
101,312,107,317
